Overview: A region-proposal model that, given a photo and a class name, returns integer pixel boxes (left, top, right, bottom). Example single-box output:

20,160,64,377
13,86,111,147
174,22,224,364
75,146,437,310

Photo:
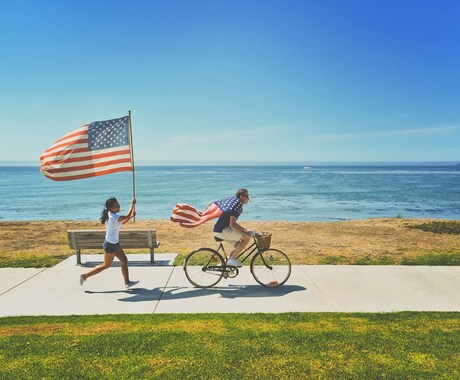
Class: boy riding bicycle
213,188,252,267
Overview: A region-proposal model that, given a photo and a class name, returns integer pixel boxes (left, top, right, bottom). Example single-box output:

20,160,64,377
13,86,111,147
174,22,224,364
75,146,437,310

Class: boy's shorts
213,227,243,242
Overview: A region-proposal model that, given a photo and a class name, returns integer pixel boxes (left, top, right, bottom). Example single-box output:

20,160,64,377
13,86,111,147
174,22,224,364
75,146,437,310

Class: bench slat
67,229,159,265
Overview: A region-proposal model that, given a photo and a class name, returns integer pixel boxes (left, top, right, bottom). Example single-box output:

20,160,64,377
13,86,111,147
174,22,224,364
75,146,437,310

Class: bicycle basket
255,233,272,249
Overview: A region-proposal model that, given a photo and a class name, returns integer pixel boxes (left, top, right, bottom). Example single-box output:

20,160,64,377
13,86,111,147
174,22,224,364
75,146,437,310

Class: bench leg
76,249,81,265
150,247,155,264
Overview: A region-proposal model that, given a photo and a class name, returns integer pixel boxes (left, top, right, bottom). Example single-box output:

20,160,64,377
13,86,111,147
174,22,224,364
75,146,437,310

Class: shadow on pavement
162,284,307,300
85,288,163,302
81,260,172,268
85,284,306,303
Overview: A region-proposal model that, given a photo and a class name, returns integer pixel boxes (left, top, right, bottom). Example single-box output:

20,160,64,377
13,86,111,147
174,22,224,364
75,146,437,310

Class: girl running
80,197,137,288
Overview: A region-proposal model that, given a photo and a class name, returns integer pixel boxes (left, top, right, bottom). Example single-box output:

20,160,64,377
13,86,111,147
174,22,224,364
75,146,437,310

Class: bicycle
183,232,291,288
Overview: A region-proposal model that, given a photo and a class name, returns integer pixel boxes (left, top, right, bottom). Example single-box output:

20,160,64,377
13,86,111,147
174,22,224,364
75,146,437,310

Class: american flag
40,116,133,181
171,196,243,228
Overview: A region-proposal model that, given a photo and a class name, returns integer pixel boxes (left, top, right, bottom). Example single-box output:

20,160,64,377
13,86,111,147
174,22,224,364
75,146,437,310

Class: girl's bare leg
83,252,116,279
115,248,129,284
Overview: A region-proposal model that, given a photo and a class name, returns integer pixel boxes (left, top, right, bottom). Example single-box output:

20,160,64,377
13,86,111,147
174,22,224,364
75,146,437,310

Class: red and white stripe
40,124,133,181
170,202,222,228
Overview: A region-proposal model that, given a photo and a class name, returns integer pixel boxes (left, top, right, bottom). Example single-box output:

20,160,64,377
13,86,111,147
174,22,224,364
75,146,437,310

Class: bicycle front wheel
184,248,225,288
250,249,291,288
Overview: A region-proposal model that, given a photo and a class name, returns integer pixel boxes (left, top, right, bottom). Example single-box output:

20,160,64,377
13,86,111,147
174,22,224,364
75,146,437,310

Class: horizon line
1,160,459,167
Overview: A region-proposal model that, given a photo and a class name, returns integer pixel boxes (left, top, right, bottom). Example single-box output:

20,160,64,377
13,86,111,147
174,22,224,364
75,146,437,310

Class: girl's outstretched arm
118,198,136,224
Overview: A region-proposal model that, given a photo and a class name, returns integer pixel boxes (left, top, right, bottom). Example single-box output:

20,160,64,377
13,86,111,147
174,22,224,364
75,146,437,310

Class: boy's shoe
226,258,243,267
125,280,139,289
80,274,86,286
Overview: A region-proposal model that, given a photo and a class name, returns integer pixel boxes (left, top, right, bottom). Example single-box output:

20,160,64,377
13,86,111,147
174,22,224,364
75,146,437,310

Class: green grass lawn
1,313,459,379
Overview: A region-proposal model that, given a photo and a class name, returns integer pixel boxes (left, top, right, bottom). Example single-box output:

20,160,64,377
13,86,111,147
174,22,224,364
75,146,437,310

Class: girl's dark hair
100,197,118,224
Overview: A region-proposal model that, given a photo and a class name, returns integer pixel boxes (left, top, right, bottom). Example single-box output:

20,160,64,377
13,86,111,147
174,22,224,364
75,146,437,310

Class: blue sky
1,0,459,163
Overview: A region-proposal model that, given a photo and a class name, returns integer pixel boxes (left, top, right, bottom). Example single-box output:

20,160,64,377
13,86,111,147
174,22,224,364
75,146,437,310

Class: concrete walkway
1,254,459,316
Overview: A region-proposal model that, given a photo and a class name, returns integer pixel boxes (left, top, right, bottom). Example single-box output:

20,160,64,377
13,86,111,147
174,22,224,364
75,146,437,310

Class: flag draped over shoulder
171,203,223,228
40,116,132,181
171,196,243,228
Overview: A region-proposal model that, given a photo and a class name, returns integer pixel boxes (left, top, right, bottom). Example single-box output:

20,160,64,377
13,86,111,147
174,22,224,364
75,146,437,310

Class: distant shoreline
1,161,459,167
0,216,456,224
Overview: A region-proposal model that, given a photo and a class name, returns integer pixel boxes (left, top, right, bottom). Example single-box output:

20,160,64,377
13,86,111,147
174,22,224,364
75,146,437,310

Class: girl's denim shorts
103,240,120,253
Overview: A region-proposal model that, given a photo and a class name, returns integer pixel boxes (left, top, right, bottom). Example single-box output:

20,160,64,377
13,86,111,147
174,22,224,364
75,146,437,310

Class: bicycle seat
214,236,225,242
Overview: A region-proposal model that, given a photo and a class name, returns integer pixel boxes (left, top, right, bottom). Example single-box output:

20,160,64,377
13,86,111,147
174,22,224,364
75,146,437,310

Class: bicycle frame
215,237,272,269
184,234,291,288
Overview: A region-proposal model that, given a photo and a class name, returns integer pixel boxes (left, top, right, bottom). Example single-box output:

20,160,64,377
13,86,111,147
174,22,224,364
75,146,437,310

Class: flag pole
128,110,136,222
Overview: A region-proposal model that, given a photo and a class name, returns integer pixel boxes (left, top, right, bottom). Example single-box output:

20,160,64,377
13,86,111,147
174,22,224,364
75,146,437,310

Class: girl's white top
105,211,123,243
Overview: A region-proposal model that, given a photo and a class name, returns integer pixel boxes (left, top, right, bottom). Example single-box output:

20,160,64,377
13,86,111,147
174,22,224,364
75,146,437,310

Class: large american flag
171,196,243,228
40,116,133,181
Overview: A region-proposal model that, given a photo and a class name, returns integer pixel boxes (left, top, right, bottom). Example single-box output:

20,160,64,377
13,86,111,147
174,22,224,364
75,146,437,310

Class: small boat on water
303,166,311,170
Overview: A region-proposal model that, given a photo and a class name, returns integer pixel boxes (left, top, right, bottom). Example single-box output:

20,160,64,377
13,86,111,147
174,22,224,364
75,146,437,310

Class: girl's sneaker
125,280,139,289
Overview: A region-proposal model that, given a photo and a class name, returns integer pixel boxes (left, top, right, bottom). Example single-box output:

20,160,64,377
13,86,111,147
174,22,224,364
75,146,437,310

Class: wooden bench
67,229,160,265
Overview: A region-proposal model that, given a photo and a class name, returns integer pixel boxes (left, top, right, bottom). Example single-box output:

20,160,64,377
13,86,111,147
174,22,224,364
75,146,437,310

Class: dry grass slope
0,218,459,266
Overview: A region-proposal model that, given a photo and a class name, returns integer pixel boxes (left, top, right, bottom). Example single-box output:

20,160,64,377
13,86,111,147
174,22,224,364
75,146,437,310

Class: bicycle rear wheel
250,249,291,288
184,248,225,288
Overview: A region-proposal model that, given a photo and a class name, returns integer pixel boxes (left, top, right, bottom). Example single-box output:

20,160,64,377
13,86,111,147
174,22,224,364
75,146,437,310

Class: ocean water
0,165,459,222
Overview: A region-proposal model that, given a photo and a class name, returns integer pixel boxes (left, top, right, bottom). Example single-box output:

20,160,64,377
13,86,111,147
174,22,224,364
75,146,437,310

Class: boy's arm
229,216,251,237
